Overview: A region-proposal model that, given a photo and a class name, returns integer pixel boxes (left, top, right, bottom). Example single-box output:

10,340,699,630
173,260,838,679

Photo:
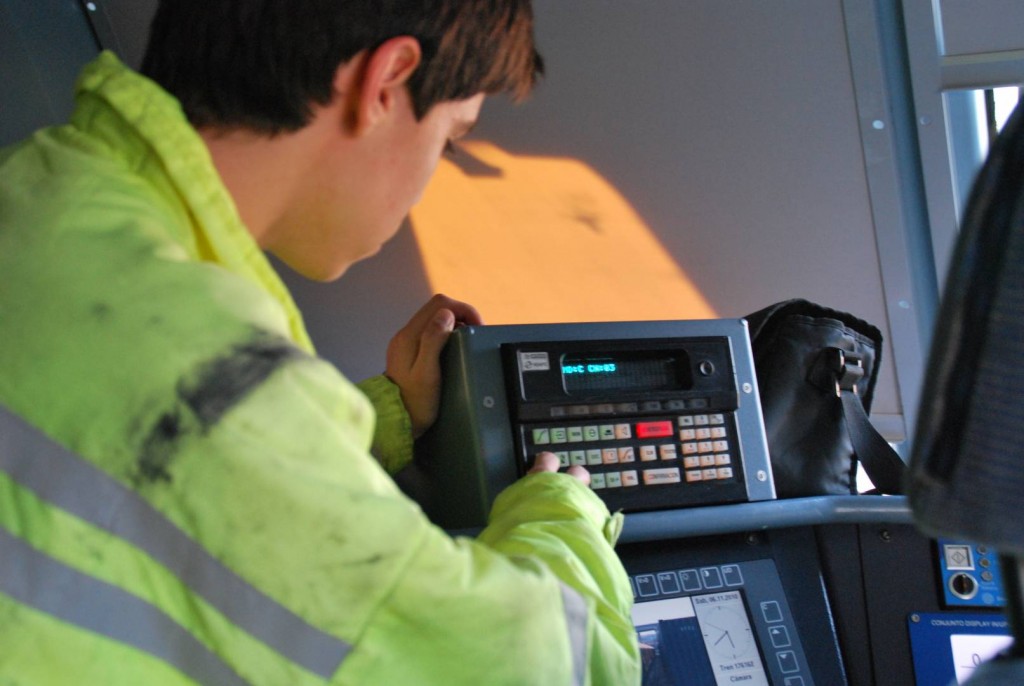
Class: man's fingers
565,465,591,486
528,451,561,474
389,295,481,375
402,294,482,338
528,452,591,485
412,308,455,372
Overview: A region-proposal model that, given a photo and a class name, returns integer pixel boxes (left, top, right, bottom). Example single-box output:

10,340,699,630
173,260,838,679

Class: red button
635,421,673,438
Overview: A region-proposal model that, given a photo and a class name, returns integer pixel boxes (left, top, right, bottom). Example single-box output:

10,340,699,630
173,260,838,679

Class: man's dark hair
141,0,543,134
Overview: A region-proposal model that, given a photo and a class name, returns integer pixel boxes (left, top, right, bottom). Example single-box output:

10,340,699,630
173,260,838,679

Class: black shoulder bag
744,299,907,497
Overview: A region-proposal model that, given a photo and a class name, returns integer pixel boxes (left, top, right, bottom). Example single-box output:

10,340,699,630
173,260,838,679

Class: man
0,1,641,684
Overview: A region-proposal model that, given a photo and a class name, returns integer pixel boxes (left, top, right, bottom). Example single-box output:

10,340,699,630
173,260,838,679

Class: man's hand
385,294,483,438
528,452,591,486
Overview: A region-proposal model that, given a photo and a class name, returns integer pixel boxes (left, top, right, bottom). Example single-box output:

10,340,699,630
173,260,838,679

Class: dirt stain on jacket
134,331,305,484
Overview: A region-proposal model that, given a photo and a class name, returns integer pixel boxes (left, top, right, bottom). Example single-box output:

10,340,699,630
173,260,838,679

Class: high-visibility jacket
0,52,640,685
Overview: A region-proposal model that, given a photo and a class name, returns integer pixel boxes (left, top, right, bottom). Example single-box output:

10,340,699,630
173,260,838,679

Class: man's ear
340,36,422,136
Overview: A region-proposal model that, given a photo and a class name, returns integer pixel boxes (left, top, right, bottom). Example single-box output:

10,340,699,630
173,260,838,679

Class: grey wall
478,1,883,320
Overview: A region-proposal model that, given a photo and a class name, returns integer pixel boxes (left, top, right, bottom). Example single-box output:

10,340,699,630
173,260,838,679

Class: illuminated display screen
560,350,691,395
908,612,1014,685
632,591,769,686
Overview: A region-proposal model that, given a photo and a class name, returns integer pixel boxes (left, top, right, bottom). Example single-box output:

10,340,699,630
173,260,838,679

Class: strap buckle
826,347,864,397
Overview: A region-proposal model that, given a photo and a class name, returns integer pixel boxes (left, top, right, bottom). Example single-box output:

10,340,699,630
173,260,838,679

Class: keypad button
721,565,743,586
550,427,568,444
761,600,783,623
635,574,658,597
684,456,700,469
685,470,703,482
583,426,600,442
606,472,623,488
713,440,729,452
567,426,584,442
709,413,725,425
618,446,636,463
557,452,570,467
694,414,710,426
532,428,550,445
569,405,591,417
678,416,695,427
640,446,659,461
637,421,673,438
717,467,734,479
570,450,587,466
659,444,678,460
641,400,663,412
715,453,732,466
679,569,702,591
643,468,682,485
657,572,680,594
700,567,723,589
614,423,632,440
665,400,687,411
621,470,639,487
591,473,606,490
682,442,699,455
599,425,616,440
700,454,716,467
679,428,696,441
769,626,791,648
586,449,603,466
711,427,727,438
696,427,712,440
593,403,615,415
698,441,714,454
550,407,567,418
616,403,639,413
702,468,718,480
602,448,619,464
778,651,799,674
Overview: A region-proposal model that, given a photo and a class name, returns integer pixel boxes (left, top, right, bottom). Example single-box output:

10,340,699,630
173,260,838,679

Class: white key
643,468,682,485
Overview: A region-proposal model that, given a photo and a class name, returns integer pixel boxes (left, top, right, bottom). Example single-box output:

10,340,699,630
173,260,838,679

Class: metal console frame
407,319,773,530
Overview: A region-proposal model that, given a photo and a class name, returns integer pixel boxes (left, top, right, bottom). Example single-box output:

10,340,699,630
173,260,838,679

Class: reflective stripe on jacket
0,52,640,685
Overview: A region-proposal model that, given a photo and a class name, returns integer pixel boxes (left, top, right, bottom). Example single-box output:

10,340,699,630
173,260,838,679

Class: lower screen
908,612,1013,685
633,590,770,686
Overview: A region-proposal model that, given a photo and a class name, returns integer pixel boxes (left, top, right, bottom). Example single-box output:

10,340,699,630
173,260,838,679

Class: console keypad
526,413,736,491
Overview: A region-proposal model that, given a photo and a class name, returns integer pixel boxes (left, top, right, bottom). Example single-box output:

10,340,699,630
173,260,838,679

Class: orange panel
409,141,716,323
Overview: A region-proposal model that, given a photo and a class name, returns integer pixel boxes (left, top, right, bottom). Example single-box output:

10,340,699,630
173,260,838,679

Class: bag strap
822,347,907,494
841,393,906,494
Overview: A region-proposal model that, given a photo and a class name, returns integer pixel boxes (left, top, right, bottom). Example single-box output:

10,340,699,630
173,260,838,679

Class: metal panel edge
620,495,912,544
